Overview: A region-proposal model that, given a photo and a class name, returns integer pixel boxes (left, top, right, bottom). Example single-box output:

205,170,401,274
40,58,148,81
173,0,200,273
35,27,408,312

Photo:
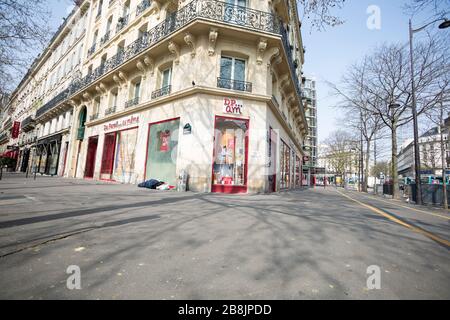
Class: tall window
162,68,171,88
111,91,118,107
92,30,98,47
134,81,141,99
108,16,112,28
97,0,103,17
219,56,246,91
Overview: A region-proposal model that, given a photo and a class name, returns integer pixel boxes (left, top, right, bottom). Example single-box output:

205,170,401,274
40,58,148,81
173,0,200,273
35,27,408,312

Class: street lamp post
408,18,449,205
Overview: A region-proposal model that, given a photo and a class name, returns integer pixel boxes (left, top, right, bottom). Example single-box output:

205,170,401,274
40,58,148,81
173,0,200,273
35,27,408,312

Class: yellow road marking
335,188,450,248
349,191,450,220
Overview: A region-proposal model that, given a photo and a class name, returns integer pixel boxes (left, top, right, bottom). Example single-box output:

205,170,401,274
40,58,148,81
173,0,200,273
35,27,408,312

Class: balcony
36,0,289,120
125,96,139,108
0,131,9,144
87,43,96,57
90,113,99,121
21,116,36,132
77,127,85,140
99,31,111,46
116,15,129,33
217,77,252,93
136,0,151,17
151,85,171,99
105,105,116,116
3,117,12,130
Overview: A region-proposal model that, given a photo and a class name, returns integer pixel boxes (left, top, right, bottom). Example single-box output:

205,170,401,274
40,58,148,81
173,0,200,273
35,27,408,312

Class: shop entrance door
84,136,98,178
145,118,180,186
100,132,117,180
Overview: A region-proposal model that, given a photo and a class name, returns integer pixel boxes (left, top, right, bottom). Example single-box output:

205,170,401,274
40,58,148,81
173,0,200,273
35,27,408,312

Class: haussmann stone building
1,0,308,194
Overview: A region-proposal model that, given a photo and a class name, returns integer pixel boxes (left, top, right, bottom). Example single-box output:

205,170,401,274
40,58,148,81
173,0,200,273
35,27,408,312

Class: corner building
14,0,309,193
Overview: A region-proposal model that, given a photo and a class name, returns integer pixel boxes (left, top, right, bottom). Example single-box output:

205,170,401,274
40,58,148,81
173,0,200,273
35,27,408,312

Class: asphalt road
0,174,449,299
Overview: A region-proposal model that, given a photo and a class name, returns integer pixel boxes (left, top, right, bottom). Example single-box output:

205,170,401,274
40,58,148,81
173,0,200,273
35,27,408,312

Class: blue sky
47,0,448,152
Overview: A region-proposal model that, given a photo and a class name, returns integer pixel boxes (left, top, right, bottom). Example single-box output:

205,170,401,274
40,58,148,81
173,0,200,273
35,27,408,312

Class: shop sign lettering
223,98,243,115
104,115,139,132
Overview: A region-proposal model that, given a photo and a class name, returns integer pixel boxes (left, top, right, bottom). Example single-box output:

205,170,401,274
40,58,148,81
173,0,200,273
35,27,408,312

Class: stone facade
1,0,308,193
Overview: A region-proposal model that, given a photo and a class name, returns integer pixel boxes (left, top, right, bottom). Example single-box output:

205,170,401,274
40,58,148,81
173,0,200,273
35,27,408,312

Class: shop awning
0,150,19,159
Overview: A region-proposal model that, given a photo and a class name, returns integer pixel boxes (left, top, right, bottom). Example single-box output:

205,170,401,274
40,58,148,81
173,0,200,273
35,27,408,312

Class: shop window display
295,156,301,187
113,128,138,183
280,140,290,189
146,118,180,186
213,117,248,188
48,142,60,176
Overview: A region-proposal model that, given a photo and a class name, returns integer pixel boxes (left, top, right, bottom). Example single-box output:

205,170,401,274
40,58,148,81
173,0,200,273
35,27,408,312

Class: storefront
145,118,180,186
75,94,304,194
35,134,62,175
99,126,139,183
211,116,249,193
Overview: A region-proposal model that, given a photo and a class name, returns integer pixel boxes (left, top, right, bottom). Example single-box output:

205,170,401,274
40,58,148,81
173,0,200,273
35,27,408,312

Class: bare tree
404,0,450,17
0,0,51,95
297,0,346,31
331,58,387,192
423,74,450,208
362,38,446,198
322,130,358,185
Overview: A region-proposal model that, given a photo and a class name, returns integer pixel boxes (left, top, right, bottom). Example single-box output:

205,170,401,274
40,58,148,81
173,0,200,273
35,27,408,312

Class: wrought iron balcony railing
77,126,85,140
125,96,139,108
151,85,171,99
36,0,303,120
0,131,9,143
90,113,99,121
217,77,252,92
108,0,116,7
116,14,130,33
100,31,111,45
105,105,116,116
136,0,152,17
21,116,36,132
87,43,96,57
3,117,13,130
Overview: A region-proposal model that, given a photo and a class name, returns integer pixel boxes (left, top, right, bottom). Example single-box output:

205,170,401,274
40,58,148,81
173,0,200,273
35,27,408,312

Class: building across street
0,0,310,194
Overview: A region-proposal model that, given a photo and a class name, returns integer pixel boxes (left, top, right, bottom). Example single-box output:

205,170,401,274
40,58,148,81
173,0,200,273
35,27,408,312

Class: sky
46,0,449,159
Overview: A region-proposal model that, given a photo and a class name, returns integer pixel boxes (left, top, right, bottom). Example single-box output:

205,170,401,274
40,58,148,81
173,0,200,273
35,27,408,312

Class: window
97,0,103,17
78,44,83,63
220,56,245,82
134,81,141,99
111,91,118,107
94,97,101,115
219,56,248,91
92,30,98,47
212,117,248,191
280,140,291,189
106,16,113,32
162,68,171,88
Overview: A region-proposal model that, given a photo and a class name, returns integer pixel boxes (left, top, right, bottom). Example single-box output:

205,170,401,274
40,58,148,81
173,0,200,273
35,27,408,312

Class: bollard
34,170,37,180
0,166,2,181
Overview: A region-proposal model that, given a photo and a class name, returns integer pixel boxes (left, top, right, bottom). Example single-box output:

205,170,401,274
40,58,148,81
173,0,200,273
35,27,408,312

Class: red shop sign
223,98,243,115
11,121,20,139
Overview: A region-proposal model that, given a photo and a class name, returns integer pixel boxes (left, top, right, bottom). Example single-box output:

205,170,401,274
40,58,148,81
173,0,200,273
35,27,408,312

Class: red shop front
211,116,249,194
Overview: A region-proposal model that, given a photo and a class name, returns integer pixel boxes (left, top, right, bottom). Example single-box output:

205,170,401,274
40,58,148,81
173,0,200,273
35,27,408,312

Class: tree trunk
364,140,371,192
391,125,400,199
440,104,448,210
